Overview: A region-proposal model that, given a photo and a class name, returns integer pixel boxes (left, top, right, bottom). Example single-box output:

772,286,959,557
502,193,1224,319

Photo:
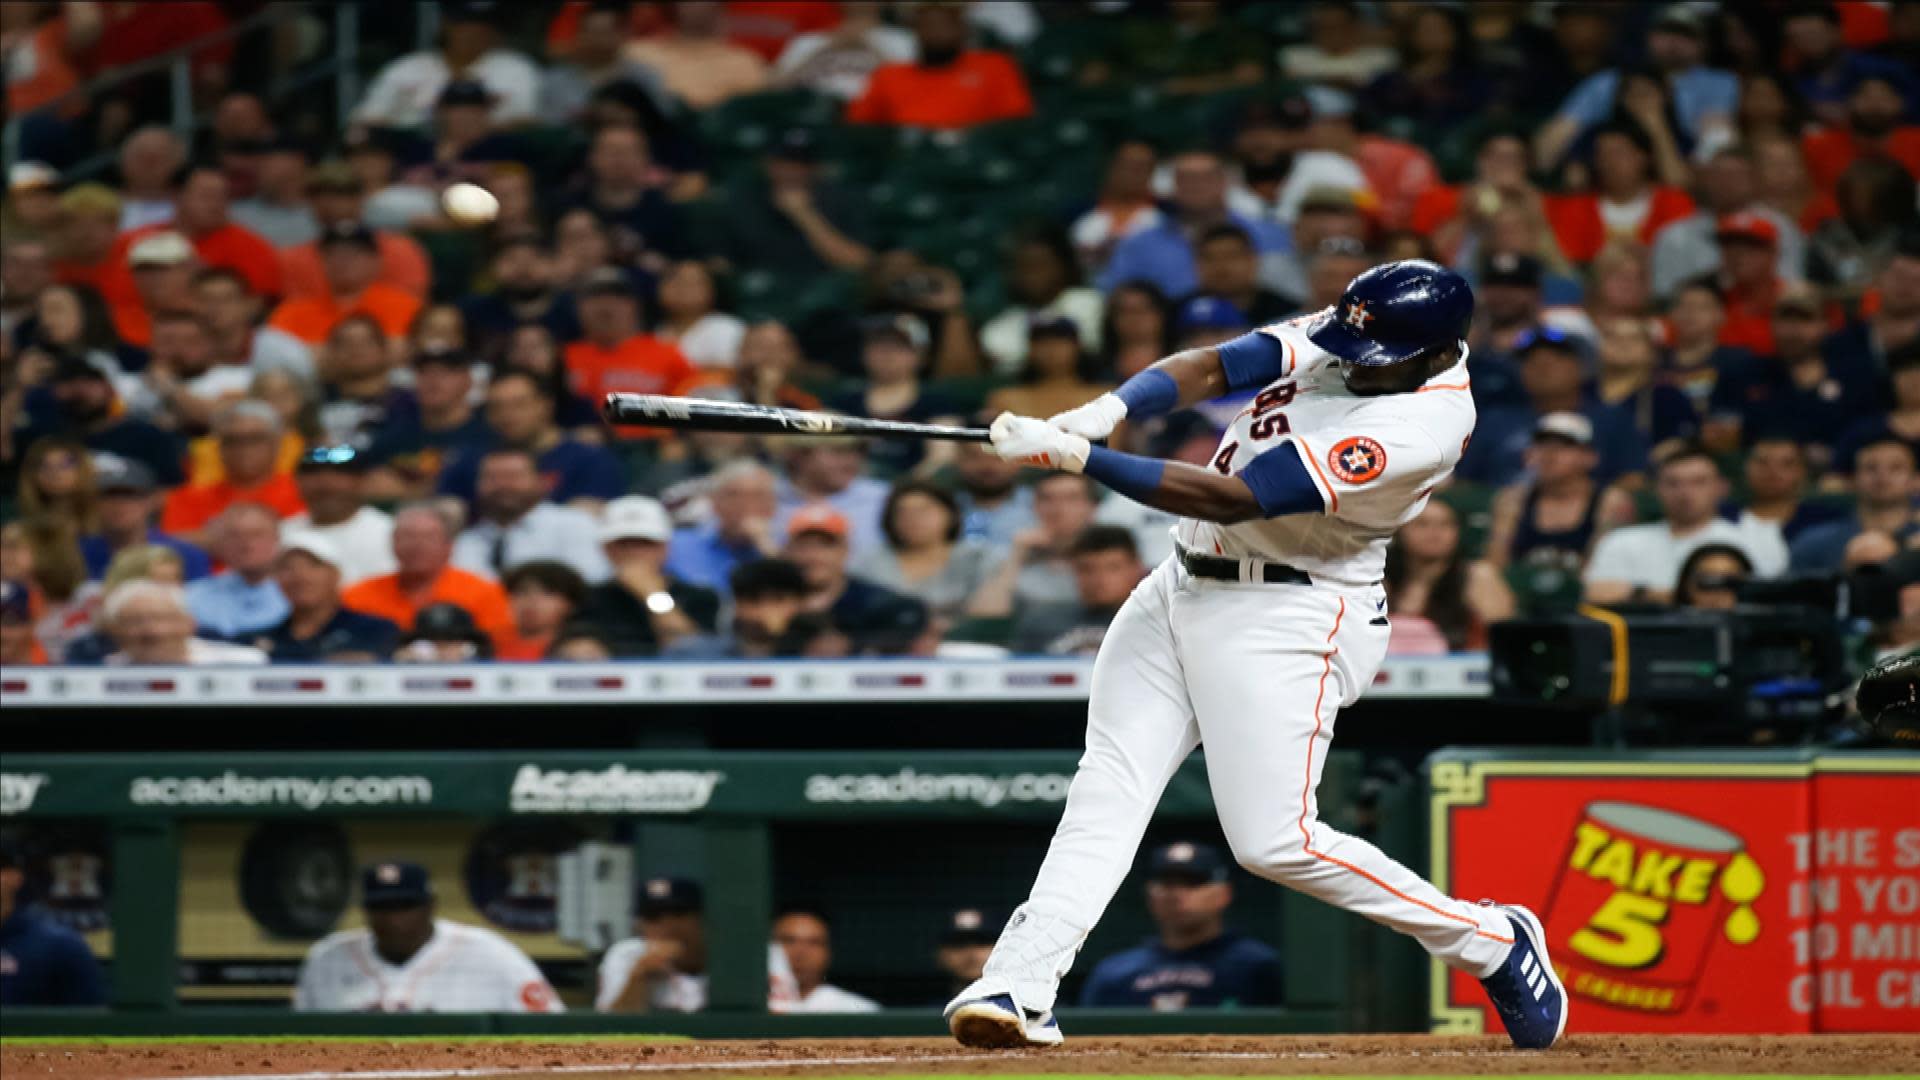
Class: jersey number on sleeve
1248,382,1296,441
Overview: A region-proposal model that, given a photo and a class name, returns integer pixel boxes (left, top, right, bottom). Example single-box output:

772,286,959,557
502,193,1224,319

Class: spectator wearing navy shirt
458,234,579,356
0,842,106,1006
16,357,184,487
1790,438,1919,573
78,456,210,581
436,369,625,509
1079,842,1282,1011
361,348,492,497
260,531,401,662
1705,284,1874,456
1460,328,1651,489
1832,339,1920,476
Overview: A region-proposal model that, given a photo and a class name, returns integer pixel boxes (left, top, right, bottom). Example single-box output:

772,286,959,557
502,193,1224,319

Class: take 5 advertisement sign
1429,754,1920,1034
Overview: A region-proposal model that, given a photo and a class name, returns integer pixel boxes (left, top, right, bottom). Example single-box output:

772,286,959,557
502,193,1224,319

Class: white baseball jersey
595,940,798,1013
1177,313,1476,585
293,919,562,1013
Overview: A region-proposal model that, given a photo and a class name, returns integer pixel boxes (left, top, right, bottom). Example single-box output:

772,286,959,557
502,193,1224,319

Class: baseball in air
442,183,499,225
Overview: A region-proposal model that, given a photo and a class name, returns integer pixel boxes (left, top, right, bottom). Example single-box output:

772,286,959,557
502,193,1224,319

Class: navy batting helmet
1307,260,1474,367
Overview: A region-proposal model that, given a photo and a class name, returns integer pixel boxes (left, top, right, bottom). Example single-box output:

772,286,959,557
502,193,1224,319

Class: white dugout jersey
294,919,562,1013
1178,313,1477,585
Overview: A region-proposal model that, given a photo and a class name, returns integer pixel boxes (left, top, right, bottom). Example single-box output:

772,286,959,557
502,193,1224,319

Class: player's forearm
1081,446,1262,524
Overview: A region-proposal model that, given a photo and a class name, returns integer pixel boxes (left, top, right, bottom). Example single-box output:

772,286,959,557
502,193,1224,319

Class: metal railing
1,2,367,177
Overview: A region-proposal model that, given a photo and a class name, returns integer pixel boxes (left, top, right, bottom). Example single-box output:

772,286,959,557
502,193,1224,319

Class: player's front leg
947,559,1199,1048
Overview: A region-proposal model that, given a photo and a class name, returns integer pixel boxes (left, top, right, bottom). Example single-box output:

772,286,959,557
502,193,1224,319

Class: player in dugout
293,862,560,1012
1078,841,1281,1010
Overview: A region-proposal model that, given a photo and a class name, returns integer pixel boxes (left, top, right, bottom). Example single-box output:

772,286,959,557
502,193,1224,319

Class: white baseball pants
983,558,1514,1012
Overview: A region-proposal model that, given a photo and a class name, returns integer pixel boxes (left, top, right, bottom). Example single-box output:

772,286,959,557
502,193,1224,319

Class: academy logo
508,765,724,814
0,772,49,815
1328,436,1387,484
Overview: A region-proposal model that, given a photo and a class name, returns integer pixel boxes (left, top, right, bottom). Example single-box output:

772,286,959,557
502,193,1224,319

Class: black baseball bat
603,393,991,443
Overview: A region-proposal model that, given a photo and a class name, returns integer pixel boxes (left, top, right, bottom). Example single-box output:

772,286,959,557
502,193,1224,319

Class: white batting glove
990,412,1091,473
1047,393,1128,440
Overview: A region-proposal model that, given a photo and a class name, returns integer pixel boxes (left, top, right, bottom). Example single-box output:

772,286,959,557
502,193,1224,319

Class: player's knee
1226,831,1315,882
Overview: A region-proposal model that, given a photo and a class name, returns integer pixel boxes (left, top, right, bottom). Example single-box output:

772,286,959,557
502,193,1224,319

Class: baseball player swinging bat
603,393,990,442
943,261,1569,1052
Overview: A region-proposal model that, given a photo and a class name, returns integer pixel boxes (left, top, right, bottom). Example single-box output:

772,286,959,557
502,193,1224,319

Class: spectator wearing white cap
258,531,401,662
102,581,267,666
117,230,198,348
570,496,719,656
184,502,289,639
1485,412,1639,576
451,447,611,584
2,163,61,243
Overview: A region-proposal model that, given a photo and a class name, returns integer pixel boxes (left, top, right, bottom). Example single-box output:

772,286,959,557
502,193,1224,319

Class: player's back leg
1174,582,1518,976
948,559,1200,1047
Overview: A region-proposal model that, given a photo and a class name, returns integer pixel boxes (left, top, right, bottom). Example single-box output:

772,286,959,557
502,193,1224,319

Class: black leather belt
1178,546,1313,586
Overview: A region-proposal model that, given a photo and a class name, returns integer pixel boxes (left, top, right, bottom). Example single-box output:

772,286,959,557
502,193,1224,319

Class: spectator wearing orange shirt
266,223,423,346
1544,122,1695,265
113,230,199,350
846,4,1033,130
342,503,514,652
160,400,307,543
1714,213,1787,357
115,167,283,301
563,267,695,404
1800,74,1920,199
278,162,430,301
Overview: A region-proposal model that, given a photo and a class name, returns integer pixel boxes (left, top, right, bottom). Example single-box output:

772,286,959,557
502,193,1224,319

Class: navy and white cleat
1479,904,1568,1049
944,986,1064,1049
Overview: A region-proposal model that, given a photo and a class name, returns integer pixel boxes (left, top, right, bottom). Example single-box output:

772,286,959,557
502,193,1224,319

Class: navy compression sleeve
1215,330,1289,390
1114,368,1178,418
1082,445,1166,503
1236,442,1327,517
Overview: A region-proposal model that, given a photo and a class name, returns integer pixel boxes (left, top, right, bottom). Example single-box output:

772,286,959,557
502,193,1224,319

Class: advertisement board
1429,754,1919,1034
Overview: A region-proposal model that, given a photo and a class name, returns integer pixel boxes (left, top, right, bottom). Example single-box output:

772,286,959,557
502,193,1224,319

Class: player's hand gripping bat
603,393,990,443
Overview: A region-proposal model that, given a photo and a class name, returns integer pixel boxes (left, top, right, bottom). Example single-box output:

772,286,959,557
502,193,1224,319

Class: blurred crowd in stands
3,0,1920,668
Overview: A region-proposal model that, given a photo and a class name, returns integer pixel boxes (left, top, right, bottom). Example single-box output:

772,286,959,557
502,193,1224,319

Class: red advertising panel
1430,756,1919,1035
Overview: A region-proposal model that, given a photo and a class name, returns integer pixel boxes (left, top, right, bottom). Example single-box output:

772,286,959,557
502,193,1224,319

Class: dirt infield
4,1034,1917,1080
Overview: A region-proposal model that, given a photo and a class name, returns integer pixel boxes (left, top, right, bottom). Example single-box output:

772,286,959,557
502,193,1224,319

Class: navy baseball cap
362,861,433,908
437,80,495,109
1482,252,1543,289
637,876,704,916
1148,841,1229,885
1176,296,1249,335
318,220,379,253
1026,313,1080,342
1513,326,1582,359
940,908,999,947
1308,259,1474,368
94,454,156,494
0,580,31,623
